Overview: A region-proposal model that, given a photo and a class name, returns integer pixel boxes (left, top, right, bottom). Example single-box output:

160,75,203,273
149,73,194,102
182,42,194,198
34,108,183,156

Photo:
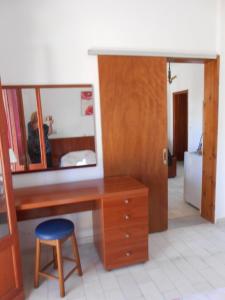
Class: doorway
98,54,219,232
167,63,204,226
173,90,188,161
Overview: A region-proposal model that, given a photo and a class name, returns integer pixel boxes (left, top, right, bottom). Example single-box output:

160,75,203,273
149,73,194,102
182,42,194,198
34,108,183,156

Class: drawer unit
102,194,149,269
92,180,149,270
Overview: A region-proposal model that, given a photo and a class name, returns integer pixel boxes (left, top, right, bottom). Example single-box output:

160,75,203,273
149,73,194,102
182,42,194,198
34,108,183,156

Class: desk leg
92,199,104,265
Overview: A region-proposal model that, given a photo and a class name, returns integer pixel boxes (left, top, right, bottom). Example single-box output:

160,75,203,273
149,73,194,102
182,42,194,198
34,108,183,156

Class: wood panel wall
98,56,168,233
49,136,95,167
201,57,220,222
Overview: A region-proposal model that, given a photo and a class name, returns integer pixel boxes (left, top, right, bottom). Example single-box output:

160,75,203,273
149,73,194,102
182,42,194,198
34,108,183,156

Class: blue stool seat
35,218,74,240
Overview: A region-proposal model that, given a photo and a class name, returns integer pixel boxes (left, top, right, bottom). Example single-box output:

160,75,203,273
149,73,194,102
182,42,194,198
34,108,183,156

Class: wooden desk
14,176,149,270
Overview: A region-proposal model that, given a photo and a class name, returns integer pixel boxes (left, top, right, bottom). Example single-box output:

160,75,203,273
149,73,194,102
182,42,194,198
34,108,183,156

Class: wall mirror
2,84,96,173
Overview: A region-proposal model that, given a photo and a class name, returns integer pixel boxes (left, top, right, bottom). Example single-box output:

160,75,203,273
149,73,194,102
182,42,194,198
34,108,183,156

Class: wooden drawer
104,205,148,228
103,195,148,210
103,195,148,228
104,239,148,270
104,224,148,246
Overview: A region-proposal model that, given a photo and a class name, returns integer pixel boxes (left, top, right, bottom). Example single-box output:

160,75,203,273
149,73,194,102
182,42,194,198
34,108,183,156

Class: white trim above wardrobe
88,48,218,60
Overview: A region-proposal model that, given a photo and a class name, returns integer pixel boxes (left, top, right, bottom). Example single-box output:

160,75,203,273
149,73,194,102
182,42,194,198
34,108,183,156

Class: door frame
168,56,219,223
173,89,188,160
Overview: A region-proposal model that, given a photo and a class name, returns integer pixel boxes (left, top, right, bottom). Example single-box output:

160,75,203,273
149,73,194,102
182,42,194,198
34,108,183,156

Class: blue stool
34,218,82,297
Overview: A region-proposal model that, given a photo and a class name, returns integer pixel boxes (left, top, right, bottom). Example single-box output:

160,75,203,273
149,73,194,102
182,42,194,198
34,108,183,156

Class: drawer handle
125,251,132,257
124,199,129,204
124,214,130,220
125,233,130,239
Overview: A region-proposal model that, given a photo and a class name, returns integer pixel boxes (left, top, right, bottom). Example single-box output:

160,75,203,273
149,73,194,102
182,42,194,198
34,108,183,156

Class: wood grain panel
49,136,95,167
103,204,148,229
104,224,148,245
0,247,16,295
103,195,147,209
104,239,148,270
201,57,219,222
16,201,95,221
14,176,148,211
92,199,104,262
98,55,168,232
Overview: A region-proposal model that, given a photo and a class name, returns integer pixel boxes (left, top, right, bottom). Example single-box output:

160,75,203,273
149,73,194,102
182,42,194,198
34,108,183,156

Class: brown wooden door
173,90,188,161
98,56,168,233
0,83,24,300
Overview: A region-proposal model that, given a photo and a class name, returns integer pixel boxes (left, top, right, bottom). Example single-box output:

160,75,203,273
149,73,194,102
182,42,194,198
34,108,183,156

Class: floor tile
22,163,225,300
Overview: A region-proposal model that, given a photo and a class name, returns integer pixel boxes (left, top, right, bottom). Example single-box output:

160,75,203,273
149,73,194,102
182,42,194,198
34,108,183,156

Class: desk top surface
14,176,148,211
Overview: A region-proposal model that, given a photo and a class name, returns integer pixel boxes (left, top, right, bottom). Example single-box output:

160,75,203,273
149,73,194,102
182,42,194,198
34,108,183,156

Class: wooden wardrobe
98,56,168,233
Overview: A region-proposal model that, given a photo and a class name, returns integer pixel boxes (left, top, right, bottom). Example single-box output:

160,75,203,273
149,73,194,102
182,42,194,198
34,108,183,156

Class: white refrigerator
184,152,202,210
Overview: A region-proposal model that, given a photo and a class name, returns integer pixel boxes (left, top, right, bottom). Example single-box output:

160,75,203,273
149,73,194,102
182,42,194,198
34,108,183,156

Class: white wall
0,0,220,248
41,88,95,138
167,63,204,154
215,0,225,220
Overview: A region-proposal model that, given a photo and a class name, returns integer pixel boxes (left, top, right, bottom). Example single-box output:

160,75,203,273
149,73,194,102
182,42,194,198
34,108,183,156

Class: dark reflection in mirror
22,89,42,167
27,111,53,167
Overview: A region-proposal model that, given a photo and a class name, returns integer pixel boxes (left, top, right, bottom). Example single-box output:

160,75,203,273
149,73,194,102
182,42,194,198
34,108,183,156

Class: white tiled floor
168,162,199,220
22,163,221,300
23,221,225,300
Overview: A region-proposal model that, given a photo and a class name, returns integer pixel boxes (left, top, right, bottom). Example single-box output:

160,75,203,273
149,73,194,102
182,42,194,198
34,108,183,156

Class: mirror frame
2,84,97,174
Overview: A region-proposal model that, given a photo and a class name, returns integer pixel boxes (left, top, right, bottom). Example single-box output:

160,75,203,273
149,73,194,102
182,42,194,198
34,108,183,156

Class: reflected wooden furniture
14,176,149,270
34,219,82,298
49,136,95,167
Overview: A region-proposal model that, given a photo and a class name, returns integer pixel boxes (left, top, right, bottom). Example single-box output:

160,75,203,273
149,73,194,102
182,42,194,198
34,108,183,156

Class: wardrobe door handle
125,233,130,239
124,214,130,220
163,148,168,165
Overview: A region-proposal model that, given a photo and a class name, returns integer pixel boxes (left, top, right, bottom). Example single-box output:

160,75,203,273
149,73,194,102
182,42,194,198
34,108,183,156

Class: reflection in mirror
0,153,9,238
2,88,27,172
40,87,96,169
3,85,96,173
22,89,42,166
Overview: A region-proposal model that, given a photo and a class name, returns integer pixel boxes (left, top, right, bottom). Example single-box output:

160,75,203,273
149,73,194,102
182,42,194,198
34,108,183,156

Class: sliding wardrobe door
99,56,168,232
0,83,24,300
